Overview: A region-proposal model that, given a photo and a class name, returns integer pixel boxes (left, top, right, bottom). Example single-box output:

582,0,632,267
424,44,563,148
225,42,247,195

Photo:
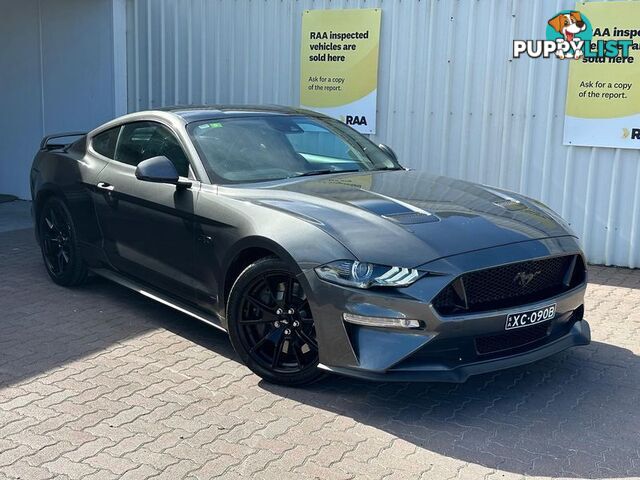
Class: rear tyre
226,257,325,386
38,196,88,286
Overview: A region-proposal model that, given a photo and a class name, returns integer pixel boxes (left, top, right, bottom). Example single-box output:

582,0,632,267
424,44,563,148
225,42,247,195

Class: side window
92,127,120,159
157,128,191,178
114,121,191,177
114,122,155,167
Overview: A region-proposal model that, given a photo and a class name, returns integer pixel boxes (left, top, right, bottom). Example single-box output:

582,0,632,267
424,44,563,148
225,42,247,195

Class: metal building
1,0,639,267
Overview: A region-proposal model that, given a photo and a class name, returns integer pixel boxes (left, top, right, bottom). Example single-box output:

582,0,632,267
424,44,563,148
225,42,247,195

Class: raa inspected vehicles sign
512,2,640,150
300,8,381,134
564,2,640,149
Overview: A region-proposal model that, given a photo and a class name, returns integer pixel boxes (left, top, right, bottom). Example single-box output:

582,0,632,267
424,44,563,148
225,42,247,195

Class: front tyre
227,257,324,386
38,196,88,286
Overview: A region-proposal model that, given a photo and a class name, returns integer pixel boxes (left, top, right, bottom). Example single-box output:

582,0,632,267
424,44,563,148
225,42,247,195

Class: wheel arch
33,181,104,267
33,185,67,241
221,236,304,310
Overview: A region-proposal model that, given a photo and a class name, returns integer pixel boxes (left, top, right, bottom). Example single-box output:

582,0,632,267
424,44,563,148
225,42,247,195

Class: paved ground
0,205,639,479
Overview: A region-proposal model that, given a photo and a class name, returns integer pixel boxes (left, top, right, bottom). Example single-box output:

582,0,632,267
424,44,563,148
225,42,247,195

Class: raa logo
622,128,640,140
340,114,368,127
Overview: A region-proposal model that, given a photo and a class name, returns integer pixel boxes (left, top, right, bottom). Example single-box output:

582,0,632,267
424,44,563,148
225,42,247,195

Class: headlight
314,260,421,289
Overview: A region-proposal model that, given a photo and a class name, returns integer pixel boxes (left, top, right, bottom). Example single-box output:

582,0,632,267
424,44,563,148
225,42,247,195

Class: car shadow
256,340,638,478
0,228,238,388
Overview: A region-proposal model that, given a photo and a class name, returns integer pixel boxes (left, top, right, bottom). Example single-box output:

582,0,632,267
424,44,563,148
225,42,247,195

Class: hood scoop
382,212,440,225
348,189,439,225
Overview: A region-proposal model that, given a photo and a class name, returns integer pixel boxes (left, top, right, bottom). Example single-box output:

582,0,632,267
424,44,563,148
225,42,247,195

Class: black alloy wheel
38,197,88,286
227,257,324,385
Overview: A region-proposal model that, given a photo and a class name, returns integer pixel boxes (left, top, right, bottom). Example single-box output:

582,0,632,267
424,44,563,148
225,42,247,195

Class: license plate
505,304,556,330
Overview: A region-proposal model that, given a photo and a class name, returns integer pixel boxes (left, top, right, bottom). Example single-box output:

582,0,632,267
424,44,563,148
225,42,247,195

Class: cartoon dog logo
547,11,587,59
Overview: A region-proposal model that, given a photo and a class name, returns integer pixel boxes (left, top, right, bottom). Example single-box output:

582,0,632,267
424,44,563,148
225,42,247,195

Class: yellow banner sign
564,1,640,149
300,8,381,134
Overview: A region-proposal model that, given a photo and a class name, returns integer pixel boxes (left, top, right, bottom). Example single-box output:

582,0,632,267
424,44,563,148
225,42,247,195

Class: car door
93,121,199,303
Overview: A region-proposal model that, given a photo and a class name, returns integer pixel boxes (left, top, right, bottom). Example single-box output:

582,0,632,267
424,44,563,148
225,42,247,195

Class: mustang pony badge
514,270,542,288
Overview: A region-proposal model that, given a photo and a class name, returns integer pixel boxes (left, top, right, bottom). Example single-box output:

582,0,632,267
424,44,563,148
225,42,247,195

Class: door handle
97,182,115,192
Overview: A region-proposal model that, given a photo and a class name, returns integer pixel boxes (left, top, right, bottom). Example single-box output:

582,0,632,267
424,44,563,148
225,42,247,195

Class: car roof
156,104,322,123
88,105,330,140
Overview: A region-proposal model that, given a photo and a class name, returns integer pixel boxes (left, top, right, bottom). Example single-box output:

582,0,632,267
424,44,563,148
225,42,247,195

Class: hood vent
482,186,528,211
382,212,439,225
493,199,527,211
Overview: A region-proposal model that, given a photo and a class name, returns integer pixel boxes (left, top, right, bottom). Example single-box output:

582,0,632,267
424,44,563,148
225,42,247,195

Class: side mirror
378,143,398,163
135,156,191,188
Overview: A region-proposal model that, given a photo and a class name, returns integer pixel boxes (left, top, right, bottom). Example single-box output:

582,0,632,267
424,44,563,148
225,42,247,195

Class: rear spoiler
40,132,87,151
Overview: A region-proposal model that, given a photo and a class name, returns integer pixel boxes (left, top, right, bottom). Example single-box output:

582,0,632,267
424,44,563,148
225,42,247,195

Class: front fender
194,188,355,319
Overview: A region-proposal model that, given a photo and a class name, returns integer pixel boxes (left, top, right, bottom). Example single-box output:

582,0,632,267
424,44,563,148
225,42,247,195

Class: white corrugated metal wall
125,0,640,268
0,0,126,200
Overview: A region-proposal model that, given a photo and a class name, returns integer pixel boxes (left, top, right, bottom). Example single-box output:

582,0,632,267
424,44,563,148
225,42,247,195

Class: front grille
433,255,585,315
475,322,549,355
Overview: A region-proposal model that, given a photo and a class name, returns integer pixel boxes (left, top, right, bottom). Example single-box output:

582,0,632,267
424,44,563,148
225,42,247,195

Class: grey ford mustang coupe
31,106,590,385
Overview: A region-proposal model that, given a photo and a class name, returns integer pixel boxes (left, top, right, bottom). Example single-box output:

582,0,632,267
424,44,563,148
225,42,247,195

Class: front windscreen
187,115,400,183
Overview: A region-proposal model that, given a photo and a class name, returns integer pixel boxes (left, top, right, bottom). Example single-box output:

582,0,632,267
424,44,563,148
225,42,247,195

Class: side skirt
92,268,227,333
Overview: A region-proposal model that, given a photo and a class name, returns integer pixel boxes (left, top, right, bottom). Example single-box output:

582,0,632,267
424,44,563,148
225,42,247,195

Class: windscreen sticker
197,122,223,130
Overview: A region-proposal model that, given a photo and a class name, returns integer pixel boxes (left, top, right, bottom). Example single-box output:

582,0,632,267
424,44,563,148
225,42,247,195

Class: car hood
239,170,573,267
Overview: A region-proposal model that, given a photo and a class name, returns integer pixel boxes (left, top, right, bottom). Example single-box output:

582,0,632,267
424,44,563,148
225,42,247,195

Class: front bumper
301,236,590,383
318,320,590,383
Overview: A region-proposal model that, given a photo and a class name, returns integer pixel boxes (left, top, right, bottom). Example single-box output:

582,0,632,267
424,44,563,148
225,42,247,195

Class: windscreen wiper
375,166,405,171
292,169,360,178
